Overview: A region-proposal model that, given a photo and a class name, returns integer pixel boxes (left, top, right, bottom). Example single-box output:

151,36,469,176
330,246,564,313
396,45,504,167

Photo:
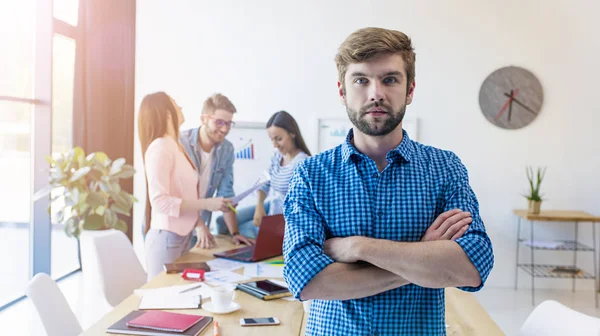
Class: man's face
338,53,415,137
202,109,234,143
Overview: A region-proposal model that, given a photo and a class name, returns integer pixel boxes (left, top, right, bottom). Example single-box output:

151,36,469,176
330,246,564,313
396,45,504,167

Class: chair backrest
26,273,82,336
519,300,600,336
92,229,147,307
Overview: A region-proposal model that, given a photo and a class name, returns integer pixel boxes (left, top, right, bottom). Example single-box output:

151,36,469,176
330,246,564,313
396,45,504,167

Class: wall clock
479,66,543,129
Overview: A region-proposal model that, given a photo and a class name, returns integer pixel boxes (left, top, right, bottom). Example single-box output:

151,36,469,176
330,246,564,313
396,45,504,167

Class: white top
260,151,309,215
197,148,213,199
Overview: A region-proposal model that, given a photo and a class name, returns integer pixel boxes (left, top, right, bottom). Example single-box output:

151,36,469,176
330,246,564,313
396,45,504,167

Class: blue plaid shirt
283,129,494,336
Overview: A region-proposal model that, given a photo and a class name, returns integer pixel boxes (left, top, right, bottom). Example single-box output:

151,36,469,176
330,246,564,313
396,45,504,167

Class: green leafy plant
34,147,137,238
524,166,546,202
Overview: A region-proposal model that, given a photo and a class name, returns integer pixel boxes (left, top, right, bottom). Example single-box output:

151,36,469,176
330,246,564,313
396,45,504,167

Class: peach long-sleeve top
145,136,199,236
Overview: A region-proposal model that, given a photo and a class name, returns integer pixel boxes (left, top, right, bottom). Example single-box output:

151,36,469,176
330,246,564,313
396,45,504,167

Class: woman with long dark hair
216,110,310,238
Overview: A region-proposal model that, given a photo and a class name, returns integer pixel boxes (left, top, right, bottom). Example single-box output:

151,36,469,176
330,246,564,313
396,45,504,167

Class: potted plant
34,147,136,238
524,166,546,214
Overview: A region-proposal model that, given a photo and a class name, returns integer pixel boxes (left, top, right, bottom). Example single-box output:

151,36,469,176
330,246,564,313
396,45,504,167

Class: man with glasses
180,93,255,248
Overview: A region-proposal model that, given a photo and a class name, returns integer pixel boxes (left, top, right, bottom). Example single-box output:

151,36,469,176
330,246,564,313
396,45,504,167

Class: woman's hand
194,225,216,249
201,197,233,212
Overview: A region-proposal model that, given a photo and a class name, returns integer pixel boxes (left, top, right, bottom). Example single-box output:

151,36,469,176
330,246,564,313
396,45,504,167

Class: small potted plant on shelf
34,147,136,238
524,166,546,214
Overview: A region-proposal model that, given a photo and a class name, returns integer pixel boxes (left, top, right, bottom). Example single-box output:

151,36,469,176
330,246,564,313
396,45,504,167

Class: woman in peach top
138,92,232,280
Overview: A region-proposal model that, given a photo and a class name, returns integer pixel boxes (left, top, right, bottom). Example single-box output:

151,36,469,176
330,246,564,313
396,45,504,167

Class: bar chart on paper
235,140,255,160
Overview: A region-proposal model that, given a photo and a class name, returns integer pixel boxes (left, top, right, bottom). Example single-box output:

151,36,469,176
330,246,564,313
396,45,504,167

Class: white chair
91,229,147,307
519,300,600,336
26,273,82,336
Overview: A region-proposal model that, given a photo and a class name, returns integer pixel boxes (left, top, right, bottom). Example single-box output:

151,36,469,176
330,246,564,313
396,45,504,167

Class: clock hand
495,88,519,121
508,90,513,122
503,93,537,115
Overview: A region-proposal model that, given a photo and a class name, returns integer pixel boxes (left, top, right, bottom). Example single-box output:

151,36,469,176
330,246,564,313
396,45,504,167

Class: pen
227,203,238,214
213,321,219,336
179,283,203,294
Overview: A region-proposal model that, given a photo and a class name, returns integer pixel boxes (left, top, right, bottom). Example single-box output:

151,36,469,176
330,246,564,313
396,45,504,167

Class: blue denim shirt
180,127,235,226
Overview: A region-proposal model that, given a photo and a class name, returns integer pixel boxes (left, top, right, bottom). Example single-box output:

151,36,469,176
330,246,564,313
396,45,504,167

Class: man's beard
204,125,225,144
347,102,406,136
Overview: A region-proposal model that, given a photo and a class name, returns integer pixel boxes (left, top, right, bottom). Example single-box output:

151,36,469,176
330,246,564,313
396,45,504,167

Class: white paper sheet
204,270,251,286
138,292,202,309
243,263,284,278
134,283,212,299
206,258,248,272
231,180,268,205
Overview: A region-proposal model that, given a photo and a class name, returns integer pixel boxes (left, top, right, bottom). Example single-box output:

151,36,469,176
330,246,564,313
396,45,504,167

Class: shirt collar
341,128,415,164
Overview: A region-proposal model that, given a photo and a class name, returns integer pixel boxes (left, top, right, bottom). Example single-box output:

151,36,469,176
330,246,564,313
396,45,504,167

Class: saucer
203,301,241,314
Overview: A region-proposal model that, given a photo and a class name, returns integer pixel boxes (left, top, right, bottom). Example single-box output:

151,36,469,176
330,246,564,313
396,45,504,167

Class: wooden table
81,236,503,335
513,210,600,307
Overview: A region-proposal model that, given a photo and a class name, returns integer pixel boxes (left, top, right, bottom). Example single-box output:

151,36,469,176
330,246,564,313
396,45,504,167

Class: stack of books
106,310,212,336
236,279,292,301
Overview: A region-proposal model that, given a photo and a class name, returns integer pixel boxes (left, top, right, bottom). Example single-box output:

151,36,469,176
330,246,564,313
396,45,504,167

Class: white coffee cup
210,284,236,311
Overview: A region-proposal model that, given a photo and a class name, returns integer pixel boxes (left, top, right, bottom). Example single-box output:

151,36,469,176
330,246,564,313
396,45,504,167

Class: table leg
573,222,579,292
593,222,598,308
515,217,521,289
530,220,535,306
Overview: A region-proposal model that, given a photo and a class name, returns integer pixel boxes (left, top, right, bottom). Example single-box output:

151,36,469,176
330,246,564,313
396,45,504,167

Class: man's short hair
202,93,237,115
335,27,416,91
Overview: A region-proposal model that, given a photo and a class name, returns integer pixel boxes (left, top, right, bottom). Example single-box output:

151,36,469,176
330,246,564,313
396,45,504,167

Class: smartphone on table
240,317,280,326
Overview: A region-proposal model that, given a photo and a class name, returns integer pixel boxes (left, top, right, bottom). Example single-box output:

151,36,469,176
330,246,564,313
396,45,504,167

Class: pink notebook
126,311,203,333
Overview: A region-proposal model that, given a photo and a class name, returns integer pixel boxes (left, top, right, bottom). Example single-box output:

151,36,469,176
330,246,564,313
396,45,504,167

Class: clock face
479,66,543,130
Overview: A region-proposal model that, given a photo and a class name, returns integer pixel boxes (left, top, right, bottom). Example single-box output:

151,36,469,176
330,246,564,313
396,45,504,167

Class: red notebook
126,311,203,333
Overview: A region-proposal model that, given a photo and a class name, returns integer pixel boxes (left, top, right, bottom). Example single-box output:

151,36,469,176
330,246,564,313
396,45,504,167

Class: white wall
134,0,600,289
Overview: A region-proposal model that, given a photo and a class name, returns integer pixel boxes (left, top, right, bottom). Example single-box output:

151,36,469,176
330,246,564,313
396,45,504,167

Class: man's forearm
300,262,409,301
357,239,481,288
223,211,239,234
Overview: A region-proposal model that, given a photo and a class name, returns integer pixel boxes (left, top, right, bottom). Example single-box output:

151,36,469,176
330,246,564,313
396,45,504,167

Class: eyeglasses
207,116,235,129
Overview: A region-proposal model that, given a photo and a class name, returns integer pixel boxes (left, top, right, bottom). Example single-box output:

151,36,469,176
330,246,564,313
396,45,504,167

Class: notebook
127,311,203,332
138,292,202,310
107,310,212,336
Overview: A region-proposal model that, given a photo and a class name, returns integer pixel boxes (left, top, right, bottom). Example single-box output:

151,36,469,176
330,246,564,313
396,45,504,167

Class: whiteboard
225,121,273,209
318,117,419,152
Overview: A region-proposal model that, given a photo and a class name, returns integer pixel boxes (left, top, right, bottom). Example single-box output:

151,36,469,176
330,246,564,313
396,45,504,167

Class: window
0,101,32,306
51,34,79,279
0,0,82,310
0,1,36,98
53,0,79,26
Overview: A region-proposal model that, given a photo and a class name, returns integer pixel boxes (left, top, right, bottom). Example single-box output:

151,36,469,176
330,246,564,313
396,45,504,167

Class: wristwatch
231,231,240,236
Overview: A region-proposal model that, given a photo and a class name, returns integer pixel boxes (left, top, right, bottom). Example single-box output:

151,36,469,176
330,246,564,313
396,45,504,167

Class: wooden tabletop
514,210,600,222
80,236,503,336
80,236,303,336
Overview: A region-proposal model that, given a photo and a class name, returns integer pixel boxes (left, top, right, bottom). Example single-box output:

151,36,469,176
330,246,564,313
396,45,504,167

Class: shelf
518,264,595,279
519,240,594,251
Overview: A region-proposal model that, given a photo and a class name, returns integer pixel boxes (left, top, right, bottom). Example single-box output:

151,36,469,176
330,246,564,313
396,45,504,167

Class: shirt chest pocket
384,191,436,242
318,190,373,238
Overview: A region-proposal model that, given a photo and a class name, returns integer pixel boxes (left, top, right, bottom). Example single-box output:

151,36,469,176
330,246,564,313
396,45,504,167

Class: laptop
213,214,285,262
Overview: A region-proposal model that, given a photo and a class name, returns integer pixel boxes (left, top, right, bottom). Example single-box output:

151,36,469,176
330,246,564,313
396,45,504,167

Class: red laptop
213,214,285,262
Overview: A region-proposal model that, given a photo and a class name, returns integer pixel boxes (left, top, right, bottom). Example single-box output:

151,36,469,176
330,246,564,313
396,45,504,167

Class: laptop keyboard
232,250,253,260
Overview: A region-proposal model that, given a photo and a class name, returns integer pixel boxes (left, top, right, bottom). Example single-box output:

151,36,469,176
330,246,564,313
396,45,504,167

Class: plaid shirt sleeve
444,153,494,292
283,163,335,300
